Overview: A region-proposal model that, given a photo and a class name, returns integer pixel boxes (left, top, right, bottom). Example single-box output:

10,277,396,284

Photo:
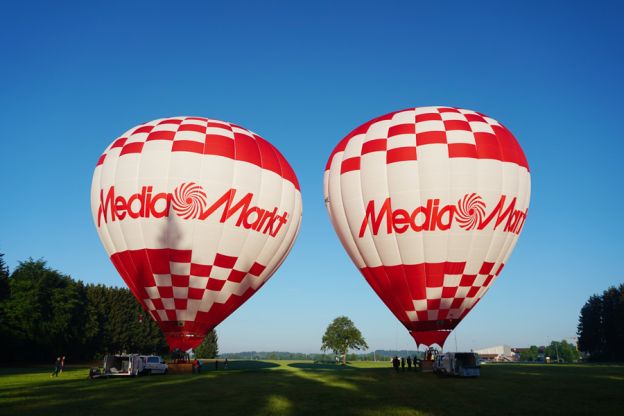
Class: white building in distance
474,345,515,361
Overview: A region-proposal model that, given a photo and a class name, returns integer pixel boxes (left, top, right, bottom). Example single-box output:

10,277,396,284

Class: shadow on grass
287,362,359,371
202,360,279,371
0,363,623,416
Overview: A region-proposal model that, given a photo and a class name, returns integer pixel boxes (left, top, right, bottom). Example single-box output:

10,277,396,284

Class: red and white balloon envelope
91,117,302,351
324,107,530,348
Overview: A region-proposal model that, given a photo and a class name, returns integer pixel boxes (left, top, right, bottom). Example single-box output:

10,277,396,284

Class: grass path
0,361,622,416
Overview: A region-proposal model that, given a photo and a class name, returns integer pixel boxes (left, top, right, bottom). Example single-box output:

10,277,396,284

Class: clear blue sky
1,1,622,353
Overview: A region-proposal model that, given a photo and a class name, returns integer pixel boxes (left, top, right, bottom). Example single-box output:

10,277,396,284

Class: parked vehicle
102,354,144,377
140,355,168,375
433,352,480,377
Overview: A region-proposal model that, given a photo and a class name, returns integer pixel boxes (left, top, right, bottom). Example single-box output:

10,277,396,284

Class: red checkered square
111,137,128,149
207,278,226,291
204,134,235,159
190,263,211,277
341,157,360,174
249,262,266,277
132,125,154,135
415,112,442,122
479,262,495,275
146,130,176,141
444,120,471,131
158,286,174,298
171,274,189,287
416,130,447,146
157,118,183,126
387,147,417,163
228,269,247,283
120,141,144,155
188,287,204,300
362,139,387,155
214,253,237,269
448,143,478,158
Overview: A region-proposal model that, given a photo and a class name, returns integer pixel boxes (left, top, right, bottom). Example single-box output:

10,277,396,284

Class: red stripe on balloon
146,130,176,141
387,147,417,164
96,154,106,166
178,123,207,133
448,143,478,158
110,137,128,148
172,140,204,154
416,131,447,146
341,157,360,174
361,139,387,155
120,142,144,156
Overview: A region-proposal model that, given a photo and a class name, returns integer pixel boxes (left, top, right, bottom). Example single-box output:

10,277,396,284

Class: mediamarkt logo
359,193,527,238
97,182,288,238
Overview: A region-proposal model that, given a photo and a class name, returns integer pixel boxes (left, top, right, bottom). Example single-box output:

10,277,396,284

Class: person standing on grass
407,356,412,370
60,356,66,374
224,358,229,370
401,357,405,371
51,357,61,377
392,356,400,373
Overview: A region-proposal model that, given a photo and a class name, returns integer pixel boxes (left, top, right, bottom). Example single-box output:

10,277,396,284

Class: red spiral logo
455,193,486,230
172,182,207,219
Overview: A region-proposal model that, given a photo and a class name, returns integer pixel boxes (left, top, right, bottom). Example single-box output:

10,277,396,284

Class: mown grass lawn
0,361,622,416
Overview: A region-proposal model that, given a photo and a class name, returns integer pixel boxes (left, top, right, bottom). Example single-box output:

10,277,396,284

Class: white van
103,354,144,377
139,355,168,375
433,352,480,377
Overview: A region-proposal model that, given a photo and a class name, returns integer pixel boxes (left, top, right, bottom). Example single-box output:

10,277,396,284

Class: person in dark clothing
401,357,406,371
215,359,219,370
407,356,412,370
51,357,61,377
392,356,400,373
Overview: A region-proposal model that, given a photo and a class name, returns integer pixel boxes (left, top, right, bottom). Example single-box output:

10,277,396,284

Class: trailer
433,352,480,377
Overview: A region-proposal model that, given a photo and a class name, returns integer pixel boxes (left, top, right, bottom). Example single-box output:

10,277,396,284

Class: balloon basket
167,363,193,374
420,360,435,373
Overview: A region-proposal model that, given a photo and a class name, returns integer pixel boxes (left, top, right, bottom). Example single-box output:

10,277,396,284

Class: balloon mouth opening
157,320,214,352
165,332,205,352
410,330,452,349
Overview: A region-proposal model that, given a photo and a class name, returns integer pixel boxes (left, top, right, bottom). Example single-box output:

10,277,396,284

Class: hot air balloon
91,117,302,351
324,107,530,348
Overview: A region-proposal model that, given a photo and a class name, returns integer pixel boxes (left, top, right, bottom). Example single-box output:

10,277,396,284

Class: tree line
0,254,217,363
577,283,624,361
518,341,579,363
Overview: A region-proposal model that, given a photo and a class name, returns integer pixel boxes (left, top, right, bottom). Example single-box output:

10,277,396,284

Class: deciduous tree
321,316,368,365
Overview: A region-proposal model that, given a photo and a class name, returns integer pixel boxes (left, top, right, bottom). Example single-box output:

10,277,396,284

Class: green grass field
1,361,622,416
